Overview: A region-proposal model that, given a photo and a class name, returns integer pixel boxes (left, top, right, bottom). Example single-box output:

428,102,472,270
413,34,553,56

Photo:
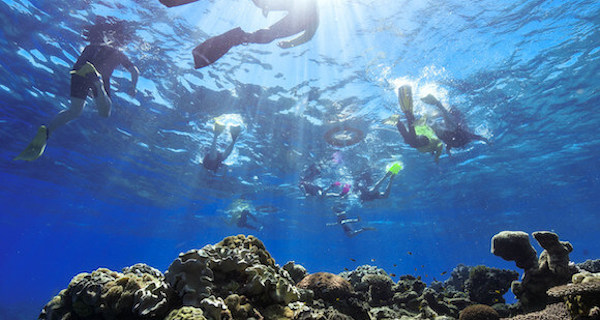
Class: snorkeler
420,94,490,154
395,85,443,163
324,181,351,198
327,205,375,237
237,209,261,231
15,17,139,161
191,0,319,68
202,120,242,172
299,163,326,196
357,162,402,202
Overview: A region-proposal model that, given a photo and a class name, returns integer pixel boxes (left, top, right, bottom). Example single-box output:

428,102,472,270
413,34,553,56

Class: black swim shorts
70,74,100,100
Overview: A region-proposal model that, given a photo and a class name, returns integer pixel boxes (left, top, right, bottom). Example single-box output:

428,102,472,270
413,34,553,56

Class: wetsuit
71,44,134,99
202,153,224,172
434,126,489,152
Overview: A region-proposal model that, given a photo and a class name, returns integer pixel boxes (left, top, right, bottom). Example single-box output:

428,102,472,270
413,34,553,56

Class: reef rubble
39,232,598,320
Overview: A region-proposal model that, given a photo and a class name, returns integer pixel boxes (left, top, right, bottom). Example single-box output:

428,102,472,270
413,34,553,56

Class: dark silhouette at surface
299,163,325,196
327,205,375,237
358,171,396,202
191,0,319,68
202,122,241,172
237,209,261,231
421,94,490,154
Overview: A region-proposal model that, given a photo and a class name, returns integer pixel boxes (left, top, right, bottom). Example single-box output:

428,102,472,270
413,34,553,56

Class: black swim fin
14,125,48,161
159,0,199,7
192,27,248,69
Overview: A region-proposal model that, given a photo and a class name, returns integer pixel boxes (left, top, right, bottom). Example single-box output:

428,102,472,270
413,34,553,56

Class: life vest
414,124,443,154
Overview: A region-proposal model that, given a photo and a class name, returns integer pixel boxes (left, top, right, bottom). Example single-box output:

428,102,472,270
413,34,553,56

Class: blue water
1,0,600,318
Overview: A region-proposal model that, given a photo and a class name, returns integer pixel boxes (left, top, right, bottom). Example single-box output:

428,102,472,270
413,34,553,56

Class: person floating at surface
324,181,351,198
202,120,242,172
420,94,490,154
395,85,443,163
191,0,319,69
327,205,375,237
237,209,262,231
357,162,403,202
14,17,139,161
299,163,325,196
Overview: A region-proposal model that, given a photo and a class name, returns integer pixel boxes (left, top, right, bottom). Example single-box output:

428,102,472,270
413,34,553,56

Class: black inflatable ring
324,126,365,147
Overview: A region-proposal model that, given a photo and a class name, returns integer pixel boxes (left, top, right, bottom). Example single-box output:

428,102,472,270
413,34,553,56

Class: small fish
371,258,376,262
393,264,397,267
344,267,349,271
350,258,356,262
414,268,418,272
407,251,412,255
421,265,424,268
390,273,396,277
417,276,422,280
441,271,447,275
425,274,428,277
336,298,340,301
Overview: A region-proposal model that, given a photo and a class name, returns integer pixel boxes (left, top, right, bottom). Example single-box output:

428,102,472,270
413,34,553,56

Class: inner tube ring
324,126,365,147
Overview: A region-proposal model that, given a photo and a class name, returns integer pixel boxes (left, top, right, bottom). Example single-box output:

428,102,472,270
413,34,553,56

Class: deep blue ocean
1,0,599,319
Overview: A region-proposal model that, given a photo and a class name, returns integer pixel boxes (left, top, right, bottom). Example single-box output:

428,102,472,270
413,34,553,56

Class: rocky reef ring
324,126,365,147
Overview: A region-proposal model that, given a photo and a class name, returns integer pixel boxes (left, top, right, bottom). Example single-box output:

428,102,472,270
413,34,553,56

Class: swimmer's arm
126,65,139,97
277,18,319,49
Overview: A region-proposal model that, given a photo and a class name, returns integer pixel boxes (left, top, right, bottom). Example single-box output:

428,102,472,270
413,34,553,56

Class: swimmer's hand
277,41,294,49
128,88,137,97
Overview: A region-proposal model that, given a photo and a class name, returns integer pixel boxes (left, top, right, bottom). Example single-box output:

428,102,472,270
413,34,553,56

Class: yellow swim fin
214,119,226,134
383,114,400,126
14,125,48,161
398,85,414,114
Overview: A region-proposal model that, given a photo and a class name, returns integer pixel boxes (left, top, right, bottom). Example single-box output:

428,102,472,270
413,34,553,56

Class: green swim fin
14,125,48,161
398,85,414,114
387,162,403,175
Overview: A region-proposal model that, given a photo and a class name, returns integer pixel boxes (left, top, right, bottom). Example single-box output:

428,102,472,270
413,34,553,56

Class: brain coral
458,304,499,320
297,272,353,302
164,306,207,320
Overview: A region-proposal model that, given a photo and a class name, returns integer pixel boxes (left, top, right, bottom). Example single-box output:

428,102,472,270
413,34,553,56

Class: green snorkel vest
414,124,443,155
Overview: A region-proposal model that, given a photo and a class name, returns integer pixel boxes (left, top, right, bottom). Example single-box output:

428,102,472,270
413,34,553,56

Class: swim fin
387,162,403,175
421,94,440,106
159,0,199,7
229,124,242,140
398,85,414,115
214,120,226,135
192,27,248,69
14,125,48,161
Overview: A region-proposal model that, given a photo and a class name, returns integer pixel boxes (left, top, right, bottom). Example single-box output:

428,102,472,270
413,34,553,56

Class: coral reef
502,302,570,320
492,231,578,312
39,264,175,320
38,233,597,320
547,271,600,319
459,304,499,320
297,272,353,302
465,265,519,305
578,260,600,273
